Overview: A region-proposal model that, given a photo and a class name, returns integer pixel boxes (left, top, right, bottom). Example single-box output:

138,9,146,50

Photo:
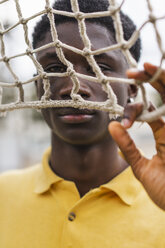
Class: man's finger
127,63,160,81
143,62,158,76
144,63,165,82
109,121,144,167
144,63,165,100
123,103,143,128
148,119,165,160
126,69,150,81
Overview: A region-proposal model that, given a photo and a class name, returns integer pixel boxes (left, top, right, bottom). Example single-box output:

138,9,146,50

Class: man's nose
59,75,92,100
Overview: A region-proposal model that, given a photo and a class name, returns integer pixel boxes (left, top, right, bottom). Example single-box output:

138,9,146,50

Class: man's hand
109,63,165,210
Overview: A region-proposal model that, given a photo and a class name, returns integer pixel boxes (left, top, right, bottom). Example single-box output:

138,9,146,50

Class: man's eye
45,64,66,73
86,64,113,76
98,63,113,72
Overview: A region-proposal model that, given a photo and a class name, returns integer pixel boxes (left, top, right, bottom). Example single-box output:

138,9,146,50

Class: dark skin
36,22,134,197
36,21,165,210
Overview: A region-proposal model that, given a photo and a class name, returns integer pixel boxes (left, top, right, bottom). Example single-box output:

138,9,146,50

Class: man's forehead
36,21,126,66
37,21,116,51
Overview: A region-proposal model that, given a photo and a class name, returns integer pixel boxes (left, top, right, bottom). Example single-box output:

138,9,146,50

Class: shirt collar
34,148,63,194
100,167,143,206
34,148,143,206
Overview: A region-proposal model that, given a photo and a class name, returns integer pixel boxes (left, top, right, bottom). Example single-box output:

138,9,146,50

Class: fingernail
122,119,131,128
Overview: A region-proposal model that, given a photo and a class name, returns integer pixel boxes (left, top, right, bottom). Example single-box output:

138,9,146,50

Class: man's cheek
37,83,44,99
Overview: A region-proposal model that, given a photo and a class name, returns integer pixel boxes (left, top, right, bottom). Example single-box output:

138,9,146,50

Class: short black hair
32,0,141,62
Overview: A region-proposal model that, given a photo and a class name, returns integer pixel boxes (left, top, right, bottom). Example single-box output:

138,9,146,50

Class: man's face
36,22,129,145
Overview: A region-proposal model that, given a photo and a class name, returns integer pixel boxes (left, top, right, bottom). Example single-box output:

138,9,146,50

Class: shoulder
0,163,41,180
0,164,41,194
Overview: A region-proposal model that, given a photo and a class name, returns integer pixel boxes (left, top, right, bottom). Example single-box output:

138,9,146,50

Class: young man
0,0,165,247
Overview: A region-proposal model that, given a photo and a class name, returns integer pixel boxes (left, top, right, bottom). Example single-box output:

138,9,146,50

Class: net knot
3,56,9,63
75,12,84,20
121,41,128,50
26,48,33,55
108,6,118,15
54,40,61,48
45,6,52,14
0,30,3,35
149,14,156,23
72,93,83,102
20,18,27,25
101,77,108,85
67,67,75,77
83,48,91,57
41,72,48,79
15,81,22,87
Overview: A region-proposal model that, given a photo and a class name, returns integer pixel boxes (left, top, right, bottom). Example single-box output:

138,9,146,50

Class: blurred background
0,0,165,172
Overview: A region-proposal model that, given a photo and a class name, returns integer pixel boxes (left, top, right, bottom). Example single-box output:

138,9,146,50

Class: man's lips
57,108,96,124
59,114,94,124
57,108,96,116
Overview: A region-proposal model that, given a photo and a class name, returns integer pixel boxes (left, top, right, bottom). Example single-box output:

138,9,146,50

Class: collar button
68,212,76,221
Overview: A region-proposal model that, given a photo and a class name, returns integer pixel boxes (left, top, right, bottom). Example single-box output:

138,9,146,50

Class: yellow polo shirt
0,148,165,248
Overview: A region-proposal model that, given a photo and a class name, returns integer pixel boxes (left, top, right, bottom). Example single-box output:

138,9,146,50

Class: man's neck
50,133,128,197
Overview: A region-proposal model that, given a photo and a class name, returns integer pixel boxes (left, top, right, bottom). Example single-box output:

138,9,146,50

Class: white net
0,0,165,121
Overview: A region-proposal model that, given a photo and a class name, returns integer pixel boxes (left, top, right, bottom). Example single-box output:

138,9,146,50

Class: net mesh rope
0,0,165,121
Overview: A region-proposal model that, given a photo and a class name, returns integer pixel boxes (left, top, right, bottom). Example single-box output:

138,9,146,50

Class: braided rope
0,0,164,122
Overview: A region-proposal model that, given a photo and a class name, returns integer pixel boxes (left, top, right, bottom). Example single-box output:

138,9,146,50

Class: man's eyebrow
94,52,115,61
39,51,116,64
39,52,60,61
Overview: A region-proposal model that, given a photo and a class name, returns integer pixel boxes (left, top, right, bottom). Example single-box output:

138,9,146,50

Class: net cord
0,0,164,122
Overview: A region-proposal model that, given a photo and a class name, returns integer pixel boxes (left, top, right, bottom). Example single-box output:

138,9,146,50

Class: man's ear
128,84,138,99
35,80,39,99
